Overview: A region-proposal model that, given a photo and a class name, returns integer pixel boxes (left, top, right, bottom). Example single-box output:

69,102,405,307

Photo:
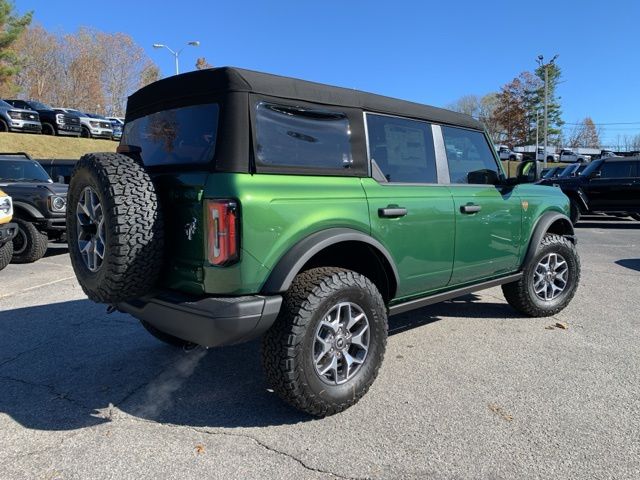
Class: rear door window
122,103,218,166
255,102,354,171
441,126,500,184
365,113,437,183
599,161,635,178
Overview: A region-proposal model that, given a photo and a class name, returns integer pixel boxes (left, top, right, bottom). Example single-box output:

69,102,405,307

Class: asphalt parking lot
1,216,639,480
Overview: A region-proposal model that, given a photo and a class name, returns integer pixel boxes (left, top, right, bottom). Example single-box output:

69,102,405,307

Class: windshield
559,165,578,177
0,99,12,108
29,101,53,110
0,160,52,183
543,168,559,179
581,159,604,176
122,103,219,166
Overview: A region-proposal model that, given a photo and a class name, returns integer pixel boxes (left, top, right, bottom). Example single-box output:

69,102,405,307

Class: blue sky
21,0,640,146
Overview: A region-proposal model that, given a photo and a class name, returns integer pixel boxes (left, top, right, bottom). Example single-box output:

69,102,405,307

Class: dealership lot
0,217,638,480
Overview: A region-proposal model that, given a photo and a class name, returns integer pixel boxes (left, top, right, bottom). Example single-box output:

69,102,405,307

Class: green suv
67,67,580,416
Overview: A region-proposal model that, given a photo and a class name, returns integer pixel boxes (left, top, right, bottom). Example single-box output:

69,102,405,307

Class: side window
442,126,500,184
365,113,437,183
599,161,634,178
255,102,353,170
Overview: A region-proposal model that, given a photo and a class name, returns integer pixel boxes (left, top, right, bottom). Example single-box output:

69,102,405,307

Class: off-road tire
11,218,48,264
139,320,195,348
67,152,164,304
502,234,580,317
569,198,581,225
262,267,388,417
0,241,13,271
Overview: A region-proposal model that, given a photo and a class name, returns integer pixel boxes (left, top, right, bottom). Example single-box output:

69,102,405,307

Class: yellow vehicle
0,189,18,271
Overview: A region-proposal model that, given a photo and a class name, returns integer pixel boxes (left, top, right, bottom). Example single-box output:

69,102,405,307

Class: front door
362,114,455,300
585,160,637,212
440,126,522,285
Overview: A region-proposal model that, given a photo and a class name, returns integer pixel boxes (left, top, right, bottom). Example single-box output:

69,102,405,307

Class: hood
0,181,68,195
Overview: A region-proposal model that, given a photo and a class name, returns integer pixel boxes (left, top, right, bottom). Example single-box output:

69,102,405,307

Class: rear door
361,113,455,299
440,126,523,285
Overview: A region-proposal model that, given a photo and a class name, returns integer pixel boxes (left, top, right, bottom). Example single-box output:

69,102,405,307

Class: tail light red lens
206,200,239,266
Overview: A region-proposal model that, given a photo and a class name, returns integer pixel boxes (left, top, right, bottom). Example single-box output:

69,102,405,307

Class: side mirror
468,169,500,185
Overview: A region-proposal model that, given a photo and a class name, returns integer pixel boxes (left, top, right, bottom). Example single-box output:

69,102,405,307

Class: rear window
122,103,218,166
255,102,353,170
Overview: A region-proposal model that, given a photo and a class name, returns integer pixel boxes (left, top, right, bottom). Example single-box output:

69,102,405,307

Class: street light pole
537,54,558,170
153,41,200,75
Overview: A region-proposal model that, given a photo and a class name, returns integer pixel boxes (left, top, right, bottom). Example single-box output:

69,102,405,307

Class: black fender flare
522,211,575,268
261,228,399,295
12,201,44,220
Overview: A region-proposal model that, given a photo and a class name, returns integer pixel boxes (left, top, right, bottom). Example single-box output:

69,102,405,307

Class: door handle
460,204,481,214
378,206,408,218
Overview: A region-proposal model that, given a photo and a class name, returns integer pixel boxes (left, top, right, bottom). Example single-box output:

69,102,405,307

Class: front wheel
11,218,48,264
0,241,13,271
502,234,580,317
262,267,388,417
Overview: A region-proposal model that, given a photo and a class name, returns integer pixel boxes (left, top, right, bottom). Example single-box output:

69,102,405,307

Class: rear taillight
206,199,239,266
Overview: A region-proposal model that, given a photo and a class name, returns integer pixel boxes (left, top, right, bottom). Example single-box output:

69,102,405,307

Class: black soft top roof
126,67,483,130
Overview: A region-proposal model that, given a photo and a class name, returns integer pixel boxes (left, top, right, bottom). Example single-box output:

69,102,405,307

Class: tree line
0,1,160,117
448,63,610,149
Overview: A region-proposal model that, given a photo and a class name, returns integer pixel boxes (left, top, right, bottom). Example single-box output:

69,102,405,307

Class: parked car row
0,98,122,141
0,153,67,267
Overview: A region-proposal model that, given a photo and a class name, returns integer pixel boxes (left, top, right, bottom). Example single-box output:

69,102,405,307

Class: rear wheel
11,218,48,264
502,234,580,317
0,241,13,271
262,267,388,416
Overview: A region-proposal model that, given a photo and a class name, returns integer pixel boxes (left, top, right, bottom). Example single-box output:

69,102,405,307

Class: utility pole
537,54,558,170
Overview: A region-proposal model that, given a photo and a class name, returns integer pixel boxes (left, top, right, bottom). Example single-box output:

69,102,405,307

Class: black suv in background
3,100,81,137
538,156,640,224
0,153,67,263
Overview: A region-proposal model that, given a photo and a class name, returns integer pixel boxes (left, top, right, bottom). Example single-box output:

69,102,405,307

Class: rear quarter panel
201,173,370,295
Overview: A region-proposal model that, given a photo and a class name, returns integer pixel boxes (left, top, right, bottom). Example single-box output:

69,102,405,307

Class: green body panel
360,178,455,297
158,169,570,300
199,173,371,295
449,185,523,285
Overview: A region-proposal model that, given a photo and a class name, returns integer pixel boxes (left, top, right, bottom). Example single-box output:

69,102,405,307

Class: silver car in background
0,99,42,134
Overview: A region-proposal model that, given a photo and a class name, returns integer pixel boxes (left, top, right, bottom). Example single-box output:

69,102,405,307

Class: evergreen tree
533,62,564,144
0,1,32,93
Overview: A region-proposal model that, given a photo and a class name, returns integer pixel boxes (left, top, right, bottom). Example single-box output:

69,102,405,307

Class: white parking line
0,275,77,301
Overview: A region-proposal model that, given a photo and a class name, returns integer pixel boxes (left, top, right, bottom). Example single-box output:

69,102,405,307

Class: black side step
388,273,522,316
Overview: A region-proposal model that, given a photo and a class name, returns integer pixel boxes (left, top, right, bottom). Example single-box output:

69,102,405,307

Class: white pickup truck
558,149,591,163
536,147,560,163
497,146,523,161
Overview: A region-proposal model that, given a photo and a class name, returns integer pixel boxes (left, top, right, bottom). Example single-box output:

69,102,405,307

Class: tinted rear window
255,102,353,170
122,103,218,166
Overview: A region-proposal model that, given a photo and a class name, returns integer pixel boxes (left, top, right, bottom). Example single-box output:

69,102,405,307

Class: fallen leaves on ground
195,444,205,455
488,404,513,422
546,322,569,330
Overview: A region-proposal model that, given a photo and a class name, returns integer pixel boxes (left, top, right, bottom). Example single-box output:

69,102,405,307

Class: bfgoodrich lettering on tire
502,234,580,317
262,267,388,417
66,152,164,304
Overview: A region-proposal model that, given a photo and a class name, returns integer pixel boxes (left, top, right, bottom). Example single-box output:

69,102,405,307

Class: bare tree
568,117,601,148
195,57,213,70
447,94,481,118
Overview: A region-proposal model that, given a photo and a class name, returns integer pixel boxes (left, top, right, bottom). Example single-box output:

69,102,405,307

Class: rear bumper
118,291,283,348
0,222,17,245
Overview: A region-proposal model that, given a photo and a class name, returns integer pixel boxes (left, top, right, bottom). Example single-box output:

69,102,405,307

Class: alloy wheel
76,186,105,272
533,253,568,301
313,302,370,385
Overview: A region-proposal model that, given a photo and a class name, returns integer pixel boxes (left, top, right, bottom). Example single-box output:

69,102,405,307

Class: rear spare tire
67,152,164,304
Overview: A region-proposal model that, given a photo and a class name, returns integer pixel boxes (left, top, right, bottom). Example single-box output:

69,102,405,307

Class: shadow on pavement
44,244,69,258
0,293,518,432
615,258,640,272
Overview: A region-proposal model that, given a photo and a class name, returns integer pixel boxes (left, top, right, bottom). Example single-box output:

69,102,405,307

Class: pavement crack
190,427,368,480
0,374,93,412
0,343,45,369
